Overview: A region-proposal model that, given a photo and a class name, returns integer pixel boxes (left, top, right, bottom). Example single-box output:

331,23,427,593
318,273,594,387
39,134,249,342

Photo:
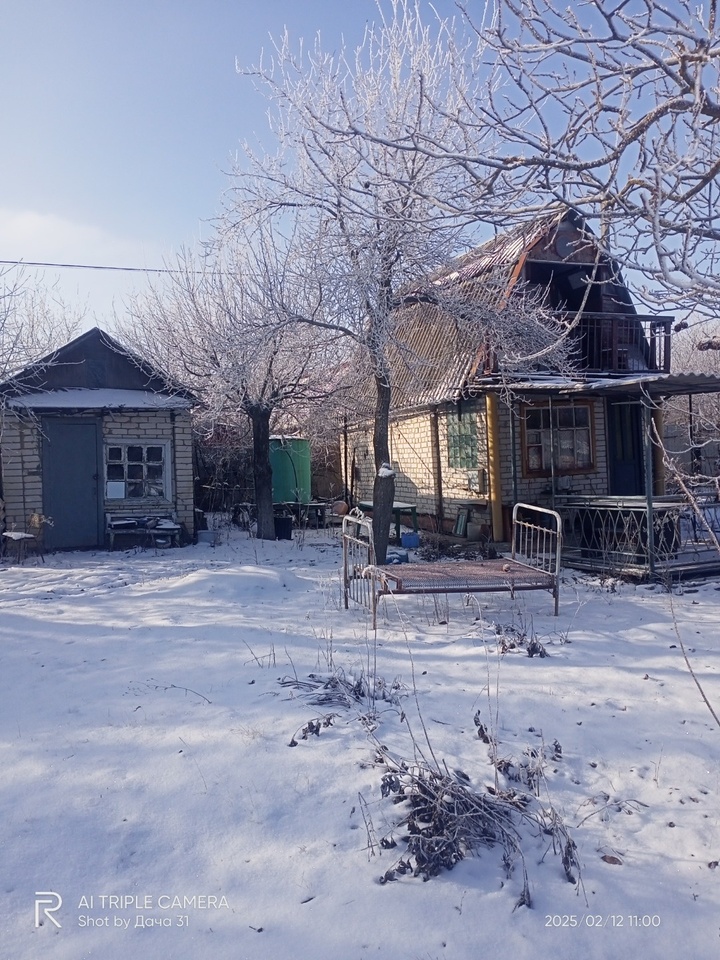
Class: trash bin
274,516,293,540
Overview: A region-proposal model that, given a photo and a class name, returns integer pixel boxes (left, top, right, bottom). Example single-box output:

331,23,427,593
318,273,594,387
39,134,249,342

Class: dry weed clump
279,670,580,908
278,667,406,710
489,622,549,658
369,728,581,908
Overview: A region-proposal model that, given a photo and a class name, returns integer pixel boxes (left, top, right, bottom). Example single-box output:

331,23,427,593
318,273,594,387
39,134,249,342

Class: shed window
105,442,168,499
524,404,593,475
447,413,478,470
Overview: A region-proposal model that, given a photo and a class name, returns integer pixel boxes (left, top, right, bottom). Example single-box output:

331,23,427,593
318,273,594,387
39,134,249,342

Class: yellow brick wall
343,396,611,536
344,401,491,532
103,409,195,533
0,412,43,532
0,407,195,539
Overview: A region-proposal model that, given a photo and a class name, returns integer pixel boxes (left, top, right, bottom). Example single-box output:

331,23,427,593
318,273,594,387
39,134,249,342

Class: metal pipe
548,395,556,511
642,400,656,577
652,406,665,495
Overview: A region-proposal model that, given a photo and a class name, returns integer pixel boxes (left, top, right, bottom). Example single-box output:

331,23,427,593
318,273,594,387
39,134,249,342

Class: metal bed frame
342,502,562,627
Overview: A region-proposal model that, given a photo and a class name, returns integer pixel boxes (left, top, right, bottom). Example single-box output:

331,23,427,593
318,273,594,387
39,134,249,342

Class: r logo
35,891,62,928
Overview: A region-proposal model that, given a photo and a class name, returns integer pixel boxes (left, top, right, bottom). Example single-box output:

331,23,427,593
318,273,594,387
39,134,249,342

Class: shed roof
0,327,196,403
475,371,720,400
6,388,194,411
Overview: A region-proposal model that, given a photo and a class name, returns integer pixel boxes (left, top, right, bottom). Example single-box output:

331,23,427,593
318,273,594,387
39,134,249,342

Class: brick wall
389,414,436,515
343,395,611,536
0,407,195,539
344,401,491,532
0,412,42,532
103,409,195,533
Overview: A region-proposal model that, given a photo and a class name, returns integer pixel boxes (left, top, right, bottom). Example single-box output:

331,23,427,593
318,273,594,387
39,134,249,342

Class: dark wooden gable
1,327,189,398
521,213,636,317
393,208,672,395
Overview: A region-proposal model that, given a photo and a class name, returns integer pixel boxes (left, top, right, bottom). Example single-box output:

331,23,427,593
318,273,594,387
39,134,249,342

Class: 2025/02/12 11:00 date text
545,915,661,928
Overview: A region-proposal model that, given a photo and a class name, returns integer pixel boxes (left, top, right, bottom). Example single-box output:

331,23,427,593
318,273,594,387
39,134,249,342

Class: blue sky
0,0,460,327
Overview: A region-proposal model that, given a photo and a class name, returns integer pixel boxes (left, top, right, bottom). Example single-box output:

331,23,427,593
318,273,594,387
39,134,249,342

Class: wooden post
652,406,665,495
486,393,504,542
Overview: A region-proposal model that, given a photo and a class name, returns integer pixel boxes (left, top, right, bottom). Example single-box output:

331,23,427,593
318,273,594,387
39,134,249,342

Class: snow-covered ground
1,525,718,959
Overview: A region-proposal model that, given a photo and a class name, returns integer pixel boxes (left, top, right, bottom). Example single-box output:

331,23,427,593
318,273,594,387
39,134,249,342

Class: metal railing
512,502,563,580
557,494,720,577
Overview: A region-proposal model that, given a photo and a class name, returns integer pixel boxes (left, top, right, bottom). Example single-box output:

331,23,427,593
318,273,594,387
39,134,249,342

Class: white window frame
104,439,172,501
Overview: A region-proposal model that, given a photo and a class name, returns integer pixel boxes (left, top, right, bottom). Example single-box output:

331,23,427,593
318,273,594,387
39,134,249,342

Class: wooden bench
106,514,181,550
343,502,562,627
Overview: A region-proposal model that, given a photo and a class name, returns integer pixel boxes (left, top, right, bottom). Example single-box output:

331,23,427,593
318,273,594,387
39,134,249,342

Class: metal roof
388,303,478,408
431,207,574,288
6,388,194,410
474,371,720,399
0,327,196,402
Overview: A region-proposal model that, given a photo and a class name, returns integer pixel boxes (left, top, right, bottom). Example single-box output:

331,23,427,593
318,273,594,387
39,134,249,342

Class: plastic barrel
269,437,311,503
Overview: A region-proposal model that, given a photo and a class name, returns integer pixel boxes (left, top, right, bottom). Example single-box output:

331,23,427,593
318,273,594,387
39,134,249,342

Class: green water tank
270,436,311,504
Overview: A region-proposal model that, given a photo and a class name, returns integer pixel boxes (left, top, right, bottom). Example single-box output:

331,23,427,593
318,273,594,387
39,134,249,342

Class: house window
447,413,478,470
524,404,593,475
105,442,168,499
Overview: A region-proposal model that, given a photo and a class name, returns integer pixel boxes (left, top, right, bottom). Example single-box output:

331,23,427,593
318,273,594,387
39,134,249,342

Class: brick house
0,328,196,550
344,208,720,574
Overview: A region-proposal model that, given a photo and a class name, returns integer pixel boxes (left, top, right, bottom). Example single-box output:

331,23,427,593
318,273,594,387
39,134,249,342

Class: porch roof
473,371,720,399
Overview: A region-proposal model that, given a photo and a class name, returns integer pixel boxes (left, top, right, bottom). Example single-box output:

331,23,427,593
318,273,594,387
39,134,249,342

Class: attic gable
0,327,193,400
430,208,599,300
387,211,586,409
386,208,659,410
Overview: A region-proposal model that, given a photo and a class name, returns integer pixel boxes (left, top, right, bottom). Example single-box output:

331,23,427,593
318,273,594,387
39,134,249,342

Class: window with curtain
524,404,593,475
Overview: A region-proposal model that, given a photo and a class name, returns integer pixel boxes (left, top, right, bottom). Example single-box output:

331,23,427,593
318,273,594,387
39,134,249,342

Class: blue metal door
42,418,102,549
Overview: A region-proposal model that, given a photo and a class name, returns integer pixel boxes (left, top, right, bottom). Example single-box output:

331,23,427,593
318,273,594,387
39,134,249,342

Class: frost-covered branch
119,210,345,539
232,0,556,560
0,265,81,384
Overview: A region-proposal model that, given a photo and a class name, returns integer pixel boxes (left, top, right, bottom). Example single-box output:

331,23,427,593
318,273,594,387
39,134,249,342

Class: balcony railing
566,314,672,374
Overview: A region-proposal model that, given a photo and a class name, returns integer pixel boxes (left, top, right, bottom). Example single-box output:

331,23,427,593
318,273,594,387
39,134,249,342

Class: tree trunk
372,375,395,564
250,406,276,540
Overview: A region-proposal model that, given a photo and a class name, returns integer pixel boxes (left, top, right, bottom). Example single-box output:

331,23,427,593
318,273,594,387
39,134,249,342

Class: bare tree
327,3,720,321
121,216,343,540
443,0,720,509
234,0,537,561
1,265,80,383
443,0,720,321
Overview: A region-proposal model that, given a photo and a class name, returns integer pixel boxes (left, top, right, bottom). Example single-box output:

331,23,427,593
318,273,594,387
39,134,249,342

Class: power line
0,259,177,274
